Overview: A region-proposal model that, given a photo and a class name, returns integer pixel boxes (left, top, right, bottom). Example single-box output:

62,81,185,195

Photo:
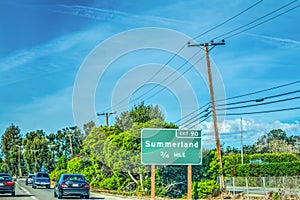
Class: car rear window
63,175,85,181
36,173,49,178
0,176,11,181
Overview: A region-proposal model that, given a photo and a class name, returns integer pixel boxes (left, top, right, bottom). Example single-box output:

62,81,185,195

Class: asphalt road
0,182,34,200
4,179,150,200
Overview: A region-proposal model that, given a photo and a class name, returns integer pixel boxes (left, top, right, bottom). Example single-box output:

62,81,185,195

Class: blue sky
1,0,300,147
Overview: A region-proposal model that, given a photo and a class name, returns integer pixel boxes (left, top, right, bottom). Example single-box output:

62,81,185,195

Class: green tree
22,130,52,173
252,129,298,154
83,125,119,162
55,126,84,158
80,103,179,193
115,102,164,131
156,166,188,198
103,118,166,192
1,124,22,175
83,121,96,138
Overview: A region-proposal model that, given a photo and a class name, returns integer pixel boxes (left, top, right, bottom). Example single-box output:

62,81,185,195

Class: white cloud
248,33,300,48
0,32,86,72
197,118,300,134
193,118,300,147
50,4,187,26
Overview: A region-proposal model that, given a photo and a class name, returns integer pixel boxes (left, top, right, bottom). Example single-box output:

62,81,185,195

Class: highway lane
18,179,103,200
17,179,149,200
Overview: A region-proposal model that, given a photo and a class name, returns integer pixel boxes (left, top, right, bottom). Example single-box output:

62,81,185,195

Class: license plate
73,184,79,187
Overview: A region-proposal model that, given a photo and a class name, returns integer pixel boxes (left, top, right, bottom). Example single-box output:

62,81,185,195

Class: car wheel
54,190,57,198
46,185,50,189
85,194,90,199
11,191,15,196
57,191,62,199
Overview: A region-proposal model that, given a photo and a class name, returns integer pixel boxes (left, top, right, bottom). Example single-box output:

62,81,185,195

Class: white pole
240,117,244,164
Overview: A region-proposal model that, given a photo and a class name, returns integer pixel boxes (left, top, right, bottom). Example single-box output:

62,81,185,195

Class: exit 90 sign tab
176,130,201,138
141,128,202,165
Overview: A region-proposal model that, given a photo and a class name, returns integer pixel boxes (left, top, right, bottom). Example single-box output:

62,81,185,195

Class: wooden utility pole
187,165,192,199
151,165,155,199
31,150,39,173
16,145,22,177
66,133,74,156
188,40,225,189
97,112,117,126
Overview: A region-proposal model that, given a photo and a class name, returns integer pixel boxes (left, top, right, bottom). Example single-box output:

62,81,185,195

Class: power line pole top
97,111,117,126
188,39,225,47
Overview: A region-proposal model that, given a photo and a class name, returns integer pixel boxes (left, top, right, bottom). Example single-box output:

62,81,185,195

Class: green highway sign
141,129,202,165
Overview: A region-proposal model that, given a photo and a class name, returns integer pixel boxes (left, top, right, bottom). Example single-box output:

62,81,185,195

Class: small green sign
141,129,202,165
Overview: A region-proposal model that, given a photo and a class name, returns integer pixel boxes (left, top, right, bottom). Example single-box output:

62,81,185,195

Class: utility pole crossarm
97,111,117,126
188,40,225,47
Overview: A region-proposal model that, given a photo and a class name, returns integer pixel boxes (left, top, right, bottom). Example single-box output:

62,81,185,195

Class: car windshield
63,175,84,181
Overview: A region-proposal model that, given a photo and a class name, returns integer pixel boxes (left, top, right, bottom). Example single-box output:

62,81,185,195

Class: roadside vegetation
0,103,299,199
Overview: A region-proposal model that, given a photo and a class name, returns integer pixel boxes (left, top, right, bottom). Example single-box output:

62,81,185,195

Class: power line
103,44,188,113
174,80,300,126
217,80,300,102
183,113,212,128
188,106,300,129
102,1,266,114
225,4,300,40
216,95,300,111
191,0,264,41
175,80,300,124
175,2,300,129
165,46,217,125
213,0,299,40
219,106,300,116
111,49,202,111
173,102,210,124
142,54,206,104
216,89,300,107
102,1,300,124
174,0,300,125
180,91,300,127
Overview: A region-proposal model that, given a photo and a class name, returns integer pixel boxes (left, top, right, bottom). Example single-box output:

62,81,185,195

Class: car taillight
4,181,14,186
61,182,67,187
84,183,89,188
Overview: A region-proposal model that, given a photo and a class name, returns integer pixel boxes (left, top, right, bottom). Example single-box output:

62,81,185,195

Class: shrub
194,180,220,199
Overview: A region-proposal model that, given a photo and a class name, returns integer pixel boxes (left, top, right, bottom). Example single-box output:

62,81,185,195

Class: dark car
25,174,35,185
0,173,15,196
32,172,50,189
54,174,90,199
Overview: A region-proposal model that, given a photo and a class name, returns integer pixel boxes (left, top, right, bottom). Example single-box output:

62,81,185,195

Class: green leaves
1,124,22,175
194,180,220,199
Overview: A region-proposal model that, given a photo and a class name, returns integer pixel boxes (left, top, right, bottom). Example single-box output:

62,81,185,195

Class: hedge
230,161,300,177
